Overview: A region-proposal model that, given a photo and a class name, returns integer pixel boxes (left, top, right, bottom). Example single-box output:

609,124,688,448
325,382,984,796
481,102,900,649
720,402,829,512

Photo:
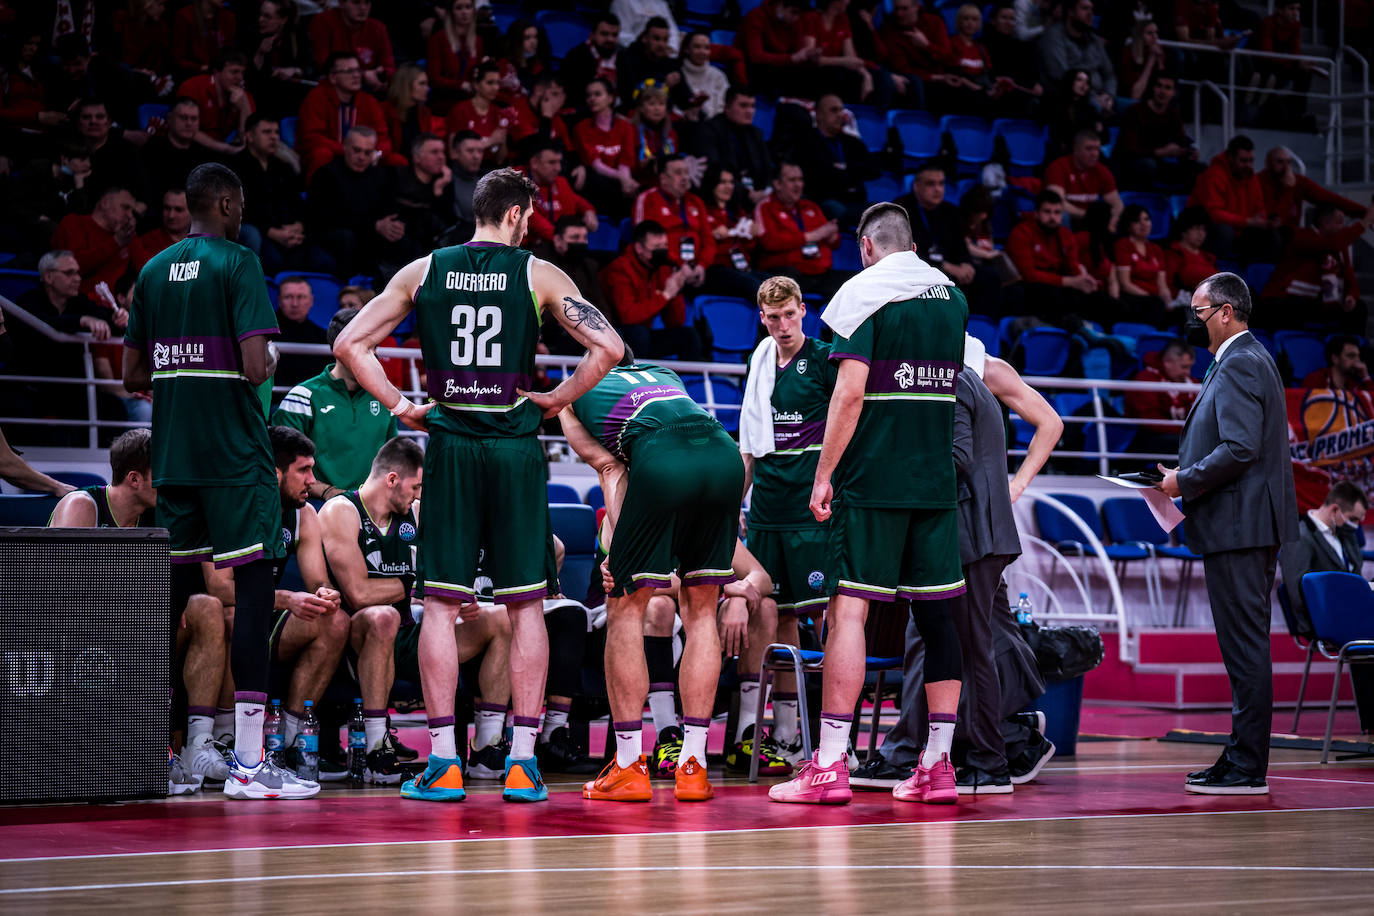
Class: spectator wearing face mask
533,217,608,356
600,219,703,361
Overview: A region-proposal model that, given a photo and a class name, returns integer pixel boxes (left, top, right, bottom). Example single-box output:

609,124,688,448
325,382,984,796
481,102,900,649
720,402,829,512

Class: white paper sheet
1096,475,1186,532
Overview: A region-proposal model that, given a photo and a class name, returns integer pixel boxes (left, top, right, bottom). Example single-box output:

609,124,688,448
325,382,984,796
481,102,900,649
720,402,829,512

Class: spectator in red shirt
309,0,395,93
1301,335,1374,394
1259,146,1365,229
1006,190,1103,323
446,61,517,167
1165,206,1217,298
801,0,878,101
700,164,768,299
1126,338,1198,454
171,0,237,79
509,75,574,164
939,5,997,111
524,140,598,244
50,187,137,299
427,0,483,112
1174,0,1243,49
632,155,713,287
1262,202,1374,332
1187,135,1280,262
131,189,191,273
738,0,867,100
1113,204,1172,327
384,63,434,160
113,0,173,78
497,19,548,103
752,162,843,297
0,31,65,132
1044,130,1123,230
573,77,639,216
178,49,256,142
298,50,398,179
600,219,703,360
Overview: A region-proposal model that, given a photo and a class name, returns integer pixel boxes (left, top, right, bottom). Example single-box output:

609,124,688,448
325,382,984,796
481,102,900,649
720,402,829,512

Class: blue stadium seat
1134,332,1177,358
1019,327,1071,375
138,103,169,130
1082,418,1136,454
938,4,962,33
1245,262,1276,295
0,252,13,267
711,29,736,46
489,5,520,32
0,495,60,526
685,374,743,432
586,216,620,253
833,239,863,273
697,296,758,361
940,115,994,170
0,269,39,302
1169,194,1190,218
753,97,776,140
535,11,587,60
967,314,999,357
547,482,580,504
549,502,596,599
849,104,889,153
277,115,298,149
889,110,941,163
1119,191,1170,240
585,484,604,510
1053,391,1092,418
1191,347,1213,379
1276,330,1325,380
863,174,900,203
992,119,1048,170
1033,494,1151,566
738,0,764,14
685,0,729,26
276,272,342,329
1100,125,1120,158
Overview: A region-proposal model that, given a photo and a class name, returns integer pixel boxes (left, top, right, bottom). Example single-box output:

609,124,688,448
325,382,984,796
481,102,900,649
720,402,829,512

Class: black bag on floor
1020,621,1104,682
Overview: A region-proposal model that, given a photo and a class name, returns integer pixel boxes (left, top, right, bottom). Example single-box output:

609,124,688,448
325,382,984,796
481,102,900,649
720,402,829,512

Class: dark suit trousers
1203,546,1279,775
879,554,1011,770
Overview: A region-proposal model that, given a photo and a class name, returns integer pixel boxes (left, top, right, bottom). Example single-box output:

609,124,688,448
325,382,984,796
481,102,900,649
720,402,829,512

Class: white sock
736,678,761,741
511,718,539,759
679,718,710,765
773,694,799,744
213,708,234,743
817,713,852,768
475,704,506,749
614,721,642,768
921,715,957,769
428,721,457,759
542,703,570,739
364,716,387,751
647,688,677,734
187,714,214,747
235,698,266,766
283,712,301,750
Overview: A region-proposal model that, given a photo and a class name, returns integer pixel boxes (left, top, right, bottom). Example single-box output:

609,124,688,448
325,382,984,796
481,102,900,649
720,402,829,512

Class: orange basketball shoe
674,755,714,801
583,755,653,801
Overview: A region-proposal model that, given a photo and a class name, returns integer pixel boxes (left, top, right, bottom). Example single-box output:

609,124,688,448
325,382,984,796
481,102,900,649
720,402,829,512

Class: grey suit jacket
1280,514,1364,637
953,370,1022,565
1177,332,1299,555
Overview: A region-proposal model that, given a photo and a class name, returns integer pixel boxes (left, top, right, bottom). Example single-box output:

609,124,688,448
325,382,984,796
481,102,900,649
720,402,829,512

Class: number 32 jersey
415,241,542,438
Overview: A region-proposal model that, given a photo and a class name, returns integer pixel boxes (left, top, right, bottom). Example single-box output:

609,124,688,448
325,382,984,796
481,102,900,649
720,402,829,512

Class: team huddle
56,160,1050,805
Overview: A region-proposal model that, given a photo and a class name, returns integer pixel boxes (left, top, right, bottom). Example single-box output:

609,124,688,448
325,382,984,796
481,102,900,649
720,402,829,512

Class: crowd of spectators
0,0,1371,456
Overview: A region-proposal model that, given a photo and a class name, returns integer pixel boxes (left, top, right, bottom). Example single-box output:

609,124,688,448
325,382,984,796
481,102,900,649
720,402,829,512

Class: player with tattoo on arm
333,168,622,803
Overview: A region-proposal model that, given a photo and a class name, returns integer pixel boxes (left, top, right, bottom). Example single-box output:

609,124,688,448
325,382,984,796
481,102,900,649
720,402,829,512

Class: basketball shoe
469,738,512,779
767,752,852,805
502,755,549,802
893,754,957,804
169,751,202,796
650,726,684,778
726,725,793,774
400,754,466,801
223,754,320,800
584,756,653,801
674,755,714,801
186,735,229,784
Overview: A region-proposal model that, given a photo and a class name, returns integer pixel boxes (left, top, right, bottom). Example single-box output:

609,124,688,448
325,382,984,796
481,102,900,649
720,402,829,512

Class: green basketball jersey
571,363,713,463
47,485,155,528
414,242,542,438
324,490,419,618
749,337,837,530
271,503,300,587
829,286,969,509
124,235,278,487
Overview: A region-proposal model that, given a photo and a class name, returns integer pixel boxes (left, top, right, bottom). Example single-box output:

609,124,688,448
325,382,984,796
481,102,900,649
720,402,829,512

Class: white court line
4,805,1372,865
1036,761,1374,775
1268,775,1374,786
6,863,1374,896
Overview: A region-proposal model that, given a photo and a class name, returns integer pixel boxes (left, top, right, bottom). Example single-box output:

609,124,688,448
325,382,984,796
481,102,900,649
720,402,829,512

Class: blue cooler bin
1030,675,1084,756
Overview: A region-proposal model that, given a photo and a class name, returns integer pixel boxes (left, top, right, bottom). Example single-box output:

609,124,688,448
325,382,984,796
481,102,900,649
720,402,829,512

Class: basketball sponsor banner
1287,386,1374,506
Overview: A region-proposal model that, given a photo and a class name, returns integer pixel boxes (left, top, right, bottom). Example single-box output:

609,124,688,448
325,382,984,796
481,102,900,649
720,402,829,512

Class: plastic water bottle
297,700,320,781
1016,592,1034,626
264,699,284,765
348,698,366,786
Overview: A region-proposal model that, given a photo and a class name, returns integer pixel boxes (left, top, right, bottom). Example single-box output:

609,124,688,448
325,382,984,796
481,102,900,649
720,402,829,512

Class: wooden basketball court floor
3,730,1373,914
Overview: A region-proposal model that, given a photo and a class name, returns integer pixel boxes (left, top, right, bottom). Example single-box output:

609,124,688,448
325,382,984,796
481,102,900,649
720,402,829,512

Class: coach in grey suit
1158,272,1299,795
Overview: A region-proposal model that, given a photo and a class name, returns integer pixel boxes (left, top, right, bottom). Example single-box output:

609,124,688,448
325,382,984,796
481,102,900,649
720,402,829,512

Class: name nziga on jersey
169,261,201,282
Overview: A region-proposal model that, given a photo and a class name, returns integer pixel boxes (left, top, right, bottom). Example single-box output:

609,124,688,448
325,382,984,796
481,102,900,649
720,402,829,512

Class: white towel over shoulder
820,249,954,339
739,336,779,458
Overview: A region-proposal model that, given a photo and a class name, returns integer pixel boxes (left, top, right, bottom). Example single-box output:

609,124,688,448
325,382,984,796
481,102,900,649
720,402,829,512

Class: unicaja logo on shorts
894,363,916,390
807,570,824,592
399,522,417,542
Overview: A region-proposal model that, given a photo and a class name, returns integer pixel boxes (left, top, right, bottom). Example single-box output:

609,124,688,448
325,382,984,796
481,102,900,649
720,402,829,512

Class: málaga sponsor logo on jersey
398,521,417,542
445,378,504,399
895,363,916,389
892,361,957,392
152,341,206,370
796,359,808,375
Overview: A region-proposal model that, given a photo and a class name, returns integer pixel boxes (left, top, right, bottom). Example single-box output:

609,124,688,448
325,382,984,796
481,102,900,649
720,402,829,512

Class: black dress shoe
955,765,1014,794
1185,759,1268,795
1186,754,1228,782
535,726,601,774
1008,733,1056,785
850,755,911,789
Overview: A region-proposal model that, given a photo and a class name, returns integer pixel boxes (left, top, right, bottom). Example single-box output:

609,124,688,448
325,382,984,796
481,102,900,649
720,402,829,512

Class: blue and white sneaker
400,754,467,801
503,754,549,802
223,753,320,800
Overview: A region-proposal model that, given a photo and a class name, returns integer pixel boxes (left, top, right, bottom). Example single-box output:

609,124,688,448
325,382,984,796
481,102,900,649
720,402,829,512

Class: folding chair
1276,575,1317,732
1299,572,1374,762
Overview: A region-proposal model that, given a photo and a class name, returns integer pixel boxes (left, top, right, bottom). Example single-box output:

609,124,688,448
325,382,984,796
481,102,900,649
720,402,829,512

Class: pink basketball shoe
767,752,852,805
893,753,958,804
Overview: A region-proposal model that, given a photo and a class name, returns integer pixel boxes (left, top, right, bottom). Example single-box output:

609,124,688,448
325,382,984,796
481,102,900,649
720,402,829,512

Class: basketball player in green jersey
333,168,623,803
124,162,316,800
559,355,745,803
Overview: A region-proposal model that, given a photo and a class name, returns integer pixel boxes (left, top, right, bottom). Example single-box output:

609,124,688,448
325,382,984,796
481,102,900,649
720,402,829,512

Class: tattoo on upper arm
563,297,609,332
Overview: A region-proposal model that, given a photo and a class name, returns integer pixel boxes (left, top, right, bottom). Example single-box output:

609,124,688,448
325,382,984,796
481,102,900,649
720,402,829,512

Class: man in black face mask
535,216,609,355
1157,272,1298,796
600,219,703,360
